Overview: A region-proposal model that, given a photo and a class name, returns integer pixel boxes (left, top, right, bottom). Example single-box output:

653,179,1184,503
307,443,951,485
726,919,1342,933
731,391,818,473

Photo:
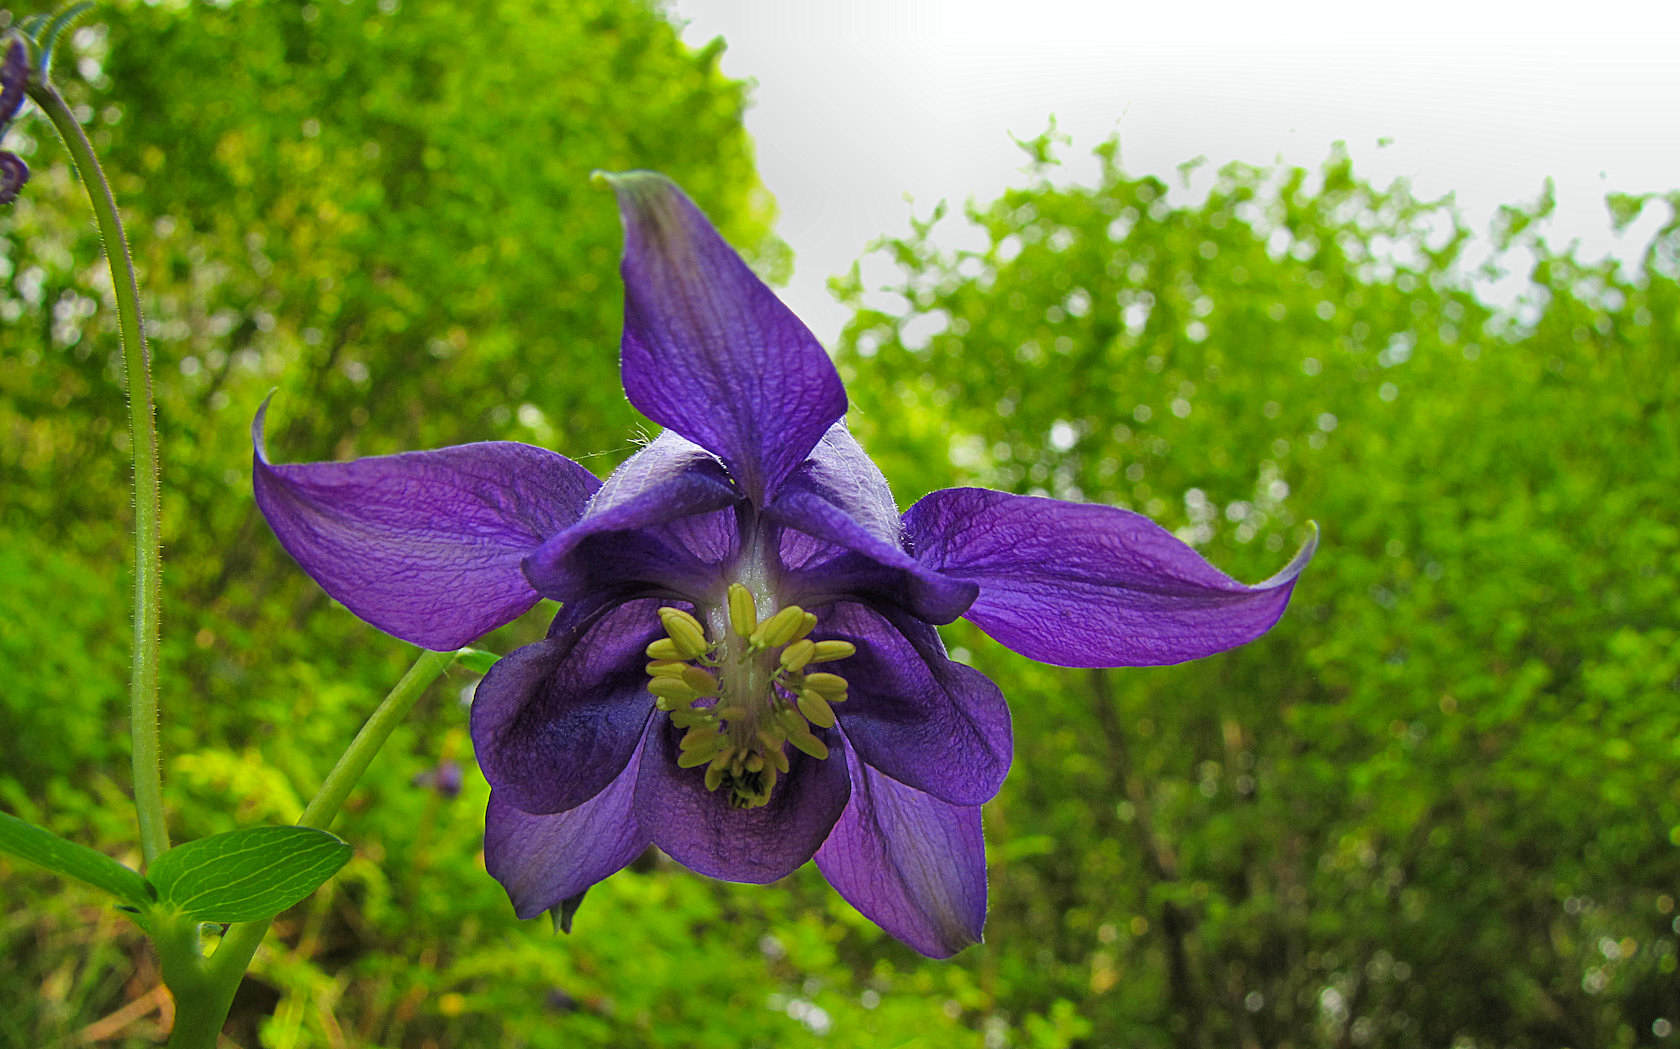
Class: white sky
668,0,1680,344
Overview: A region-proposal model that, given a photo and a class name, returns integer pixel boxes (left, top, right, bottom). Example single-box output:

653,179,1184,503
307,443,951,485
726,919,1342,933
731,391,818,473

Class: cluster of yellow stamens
644,583,854,809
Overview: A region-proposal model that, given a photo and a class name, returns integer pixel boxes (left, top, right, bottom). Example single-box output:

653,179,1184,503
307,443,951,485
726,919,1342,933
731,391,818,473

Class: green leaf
147,826,351,923
0,810,151,906
454,647,500,676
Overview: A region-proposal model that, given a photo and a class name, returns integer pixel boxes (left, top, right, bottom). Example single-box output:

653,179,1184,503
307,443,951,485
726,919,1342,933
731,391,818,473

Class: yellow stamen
802,672,848,698
658,607,710,659
796,690,836,729
646,638,683,662
809,640,856,663
779,639,816,672
751,606,807,649
727,583,758,639
648,682,699,707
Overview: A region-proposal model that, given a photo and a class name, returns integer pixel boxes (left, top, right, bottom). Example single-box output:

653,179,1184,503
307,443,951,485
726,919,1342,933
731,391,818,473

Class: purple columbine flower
253,172,1314,957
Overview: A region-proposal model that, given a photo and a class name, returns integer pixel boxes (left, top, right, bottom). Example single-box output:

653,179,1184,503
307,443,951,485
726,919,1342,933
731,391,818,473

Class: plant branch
25,75,167,866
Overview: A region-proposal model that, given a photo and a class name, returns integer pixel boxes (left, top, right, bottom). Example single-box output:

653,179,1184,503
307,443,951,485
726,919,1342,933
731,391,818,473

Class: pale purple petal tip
252,399,600,649
816,749,987,958
605,171,847,505
904,488,1317,668
485,752,649,919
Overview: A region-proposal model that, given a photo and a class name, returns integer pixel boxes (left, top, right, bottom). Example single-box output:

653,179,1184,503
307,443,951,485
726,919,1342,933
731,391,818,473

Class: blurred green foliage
2,2,1676,1047
835,137,1680,1048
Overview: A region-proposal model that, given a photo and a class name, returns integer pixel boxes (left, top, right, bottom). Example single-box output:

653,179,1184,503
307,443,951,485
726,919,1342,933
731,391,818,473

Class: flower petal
816,746,987,958
606,172,847,505
904,487,1318,667
822,603,1011,806
484,750,650,920
470,601,659,815
253,401,600,649
766,424,978,623
523,430,740,605
634,719,851,884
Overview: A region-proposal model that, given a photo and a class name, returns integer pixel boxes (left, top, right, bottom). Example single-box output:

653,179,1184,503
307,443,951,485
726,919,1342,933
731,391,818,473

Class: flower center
644,583,853,809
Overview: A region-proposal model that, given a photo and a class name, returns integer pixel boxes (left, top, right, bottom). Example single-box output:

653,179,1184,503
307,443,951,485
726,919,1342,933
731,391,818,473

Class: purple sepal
606,172,847,506
767,425,977,623
816,743,987,958
484,749,650,919
252,399,600,649
523,430,740,605
904,488,1317,668
1,40,25,126
823,603,1011,806
0,152,25,206
635,718,851,884
470,602,658,815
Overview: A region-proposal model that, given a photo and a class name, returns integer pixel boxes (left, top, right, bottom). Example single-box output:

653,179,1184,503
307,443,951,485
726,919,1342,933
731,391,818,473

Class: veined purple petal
470,601,659,814
816,745,987,958
823,603,1011,806
766,425,977,624
252,400,600,650
606,172,847,505
484,750,649,919
523,430,740,605
904,487,1318,668
634,719,851,884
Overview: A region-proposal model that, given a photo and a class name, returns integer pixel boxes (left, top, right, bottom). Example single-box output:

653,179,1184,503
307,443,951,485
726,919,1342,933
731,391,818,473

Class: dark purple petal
607,172,847,505
634,719,851,884
523,430,740,605
904,487,1318,668
816,746,987,958
1,40,25,125
484,750,650,919
766,425,977,623
253,401,600,649
470,601,660,814
0,152,27,207
822,603,1011,806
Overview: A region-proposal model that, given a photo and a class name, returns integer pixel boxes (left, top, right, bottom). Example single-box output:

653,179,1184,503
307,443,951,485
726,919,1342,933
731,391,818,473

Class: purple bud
410,760,464,799
0,152,27,206
433,760,464,799
1,40,25,127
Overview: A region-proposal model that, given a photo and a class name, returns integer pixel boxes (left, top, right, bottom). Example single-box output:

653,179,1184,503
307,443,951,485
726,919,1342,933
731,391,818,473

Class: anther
779,639,816,672
658,607,710,659
646,638,683,662
796,690,837,729
809,640,856,663
727,583,758,639
751,606,808,649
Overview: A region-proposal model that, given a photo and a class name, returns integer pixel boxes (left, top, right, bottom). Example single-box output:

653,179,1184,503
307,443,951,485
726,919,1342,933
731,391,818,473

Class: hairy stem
24,78,167,865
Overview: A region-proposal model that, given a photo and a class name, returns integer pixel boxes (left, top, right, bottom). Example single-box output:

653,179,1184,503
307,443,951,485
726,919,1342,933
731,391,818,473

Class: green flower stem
24,78,167,865
160,647,460,1049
